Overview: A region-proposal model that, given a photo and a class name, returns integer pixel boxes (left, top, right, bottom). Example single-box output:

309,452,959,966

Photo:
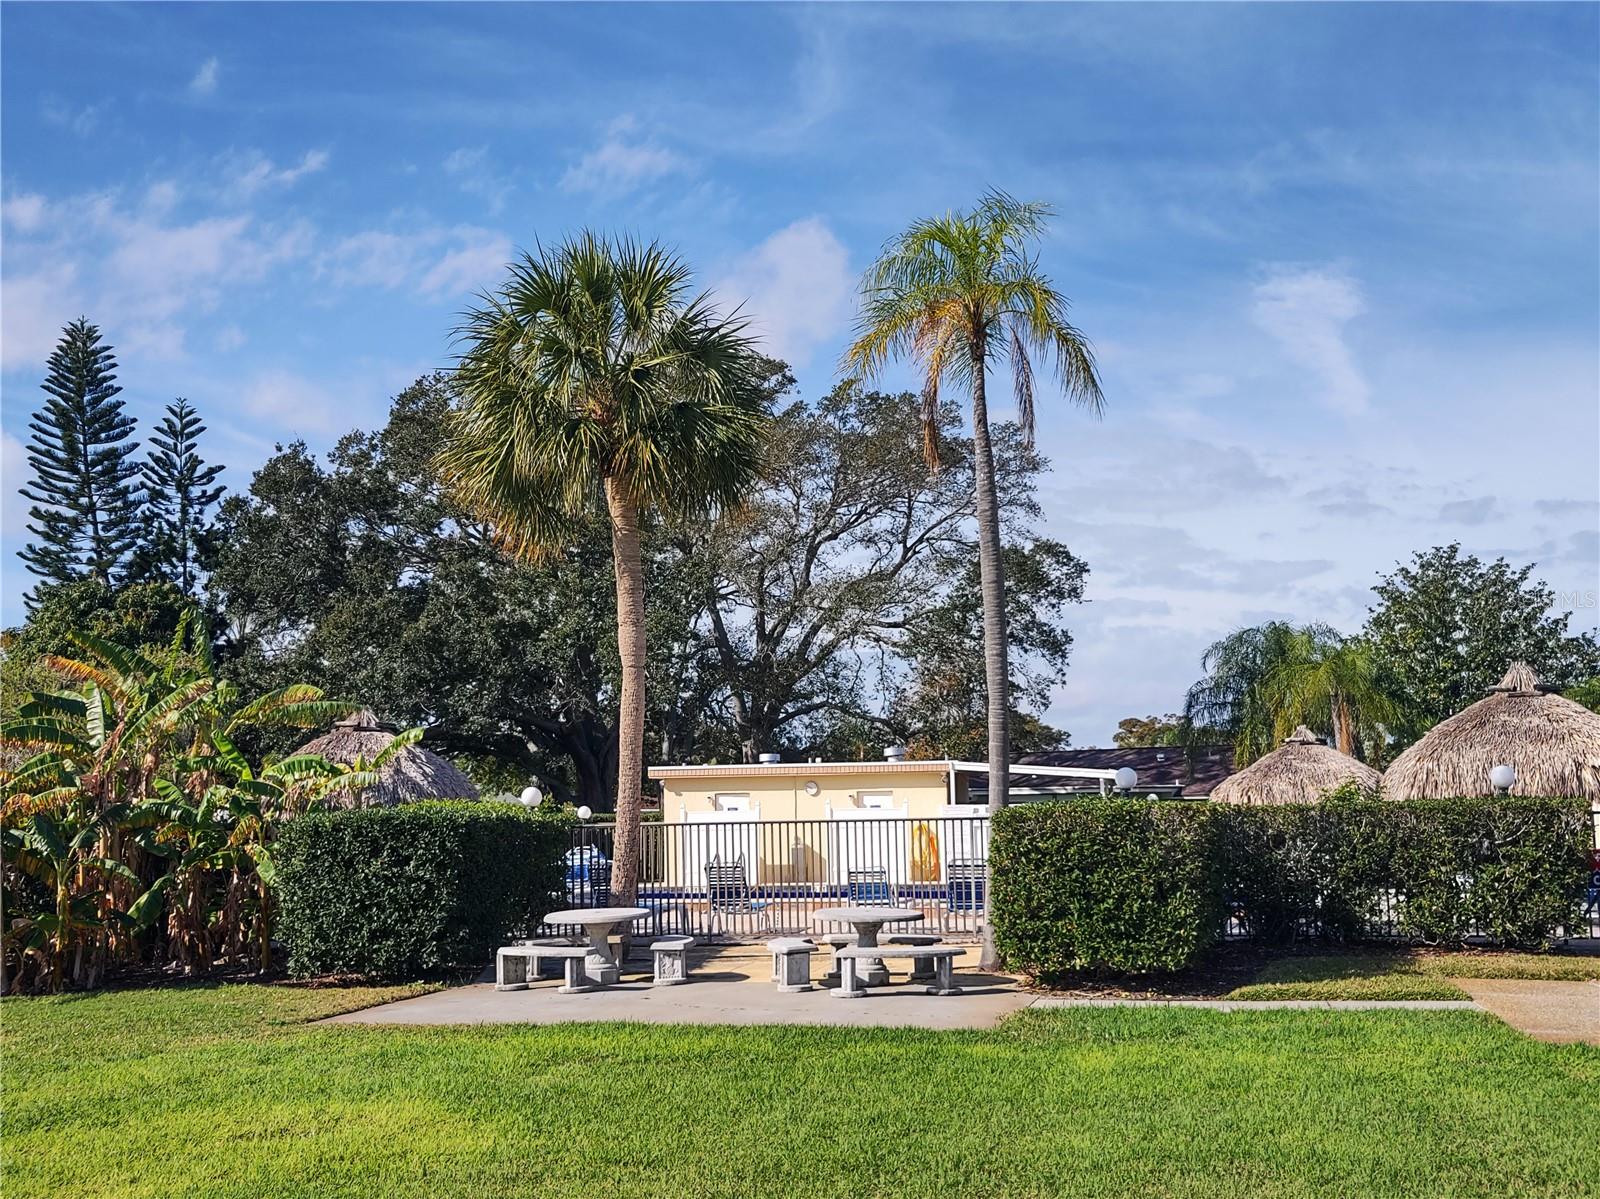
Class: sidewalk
1452,978,1600,1044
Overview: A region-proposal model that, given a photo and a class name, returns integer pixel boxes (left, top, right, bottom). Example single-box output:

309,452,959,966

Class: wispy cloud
1437,496,1503,526
190,57,221,97
40,96,106,137
713,218,852,367
1251,265,1369,415
221,149,330,201
319,225,511,298
560,116,688,196
443,146,513,214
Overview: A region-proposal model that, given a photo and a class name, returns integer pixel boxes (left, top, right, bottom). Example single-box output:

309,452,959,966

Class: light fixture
519,785,544,808
804,780,820,796
576,805,593,821
1114,766,1138,793
1490,764,1516,795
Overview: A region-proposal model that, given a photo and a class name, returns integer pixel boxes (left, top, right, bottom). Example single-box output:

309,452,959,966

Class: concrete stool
767,937,818,993
818,932,857,987
651,936,695,986
498,944,592,994
886,933,943,982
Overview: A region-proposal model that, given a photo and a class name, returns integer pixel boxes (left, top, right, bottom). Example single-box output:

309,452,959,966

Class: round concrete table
812,905,923,986
543,906,649,985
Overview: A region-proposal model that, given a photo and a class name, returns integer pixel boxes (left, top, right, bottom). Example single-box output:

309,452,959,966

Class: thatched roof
1210,725,1381,806
1383,663,1600,801
297,709,480,808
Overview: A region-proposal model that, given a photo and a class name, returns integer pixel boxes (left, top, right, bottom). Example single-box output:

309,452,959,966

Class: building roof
992,744,1237,798
1211,726,1379,805
1383,662,1600,801
297,709,480,807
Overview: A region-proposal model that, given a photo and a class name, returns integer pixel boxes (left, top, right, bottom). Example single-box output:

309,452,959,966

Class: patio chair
946,860,986,912
588,860,612,908
846,869,894,906
704,856,773,937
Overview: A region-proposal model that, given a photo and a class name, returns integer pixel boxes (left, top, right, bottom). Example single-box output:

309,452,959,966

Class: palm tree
851,187,1100,966
442,234,768,903
1184,622,1394,766
845,192,1102,965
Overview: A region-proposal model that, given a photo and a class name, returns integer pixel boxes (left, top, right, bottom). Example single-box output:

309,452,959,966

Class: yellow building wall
658,770,952,821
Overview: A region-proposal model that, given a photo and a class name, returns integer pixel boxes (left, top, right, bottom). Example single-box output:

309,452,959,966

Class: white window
858,790,894,809
712,792,752,812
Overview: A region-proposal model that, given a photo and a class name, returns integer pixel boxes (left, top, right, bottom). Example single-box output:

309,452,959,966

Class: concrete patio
324,943,1036,1030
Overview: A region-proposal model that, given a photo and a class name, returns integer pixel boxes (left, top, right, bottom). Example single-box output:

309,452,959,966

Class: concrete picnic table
811,905,924,986
542,906,649,985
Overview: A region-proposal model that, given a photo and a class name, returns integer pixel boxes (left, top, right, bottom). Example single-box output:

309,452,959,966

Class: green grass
1226,950,1600,1001
4,983,1597,1198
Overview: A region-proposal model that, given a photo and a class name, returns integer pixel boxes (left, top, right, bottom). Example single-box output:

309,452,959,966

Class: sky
2,2,1597,747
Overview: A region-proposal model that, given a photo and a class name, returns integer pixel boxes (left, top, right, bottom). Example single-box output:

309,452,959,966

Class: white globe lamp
519,785,544,808
576,805,593,822
1489,764,1515,796
1114,766,1138,794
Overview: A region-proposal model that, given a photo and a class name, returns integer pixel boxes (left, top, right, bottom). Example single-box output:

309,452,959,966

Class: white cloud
1251,265,1369,415
443,146,513,213
2,193,47,232
41,96,105,137
1,261,82,368
222,149,330,201
214,325,247,352
1437,496,1503,526
239,370,342,435
560,117,688,195
320,225,510,298
713,218,853,367
2,432,29,539
190,57,221,97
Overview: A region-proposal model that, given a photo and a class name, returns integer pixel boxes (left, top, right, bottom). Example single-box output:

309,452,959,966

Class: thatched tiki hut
1383,663,1600,802
1211,725,1381,805
298,710,480,808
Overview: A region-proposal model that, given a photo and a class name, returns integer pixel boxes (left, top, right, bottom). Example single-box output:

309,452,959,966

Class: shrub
1216,796,1592,950
275,800,573,979
991,799,1223,976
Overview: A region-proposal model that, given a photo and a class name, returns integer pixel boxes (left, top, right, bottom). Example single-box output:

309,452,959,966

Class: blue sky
3,2,1597,744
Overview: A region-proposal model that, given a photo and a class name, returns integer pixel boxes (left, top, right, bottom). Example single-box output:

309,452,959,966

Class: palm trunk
605,476,645,906
969,344,1010,973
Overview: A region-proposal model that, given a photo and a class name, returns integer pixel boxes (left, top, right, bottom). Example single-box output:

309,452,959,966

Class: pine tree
136,398,226,594
19,319,143,597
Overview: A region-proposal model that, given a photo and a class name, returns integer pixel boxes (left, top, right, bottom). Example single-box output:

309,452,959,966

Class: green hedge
990,800,1223,976
275,801,573,979
993,796,1594,976
1221,797,1593,949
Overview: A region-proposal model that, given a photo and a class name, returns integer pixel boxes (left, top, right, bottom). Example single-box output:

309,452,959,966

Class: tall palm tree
845,192,1102,962
442,234,768,903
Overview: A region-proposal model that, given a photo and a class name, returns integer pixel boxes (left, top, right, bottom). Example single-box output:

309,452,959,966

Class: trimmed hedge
993,796,1594,976
991,800,1224,976
275,800,573,979
1221,796,1593,949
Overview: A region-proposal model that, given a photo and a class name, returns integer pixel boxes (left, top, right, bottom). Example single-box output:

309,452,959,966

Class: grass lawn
4,982,1597,1198
1226,950,1600,1001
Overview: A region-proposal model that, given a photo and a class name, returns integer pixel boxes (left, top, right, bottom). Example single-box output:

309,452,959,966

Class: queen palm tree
442,234,768,903
845,193,1102,964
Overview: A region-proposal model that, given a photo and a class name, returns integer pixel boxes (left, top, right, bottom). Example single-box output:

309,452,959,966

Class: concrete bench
832,945,961,999
513,937,578,979
767,937,819,993
651,936,695,986
496,944,593,994
885,933,944,981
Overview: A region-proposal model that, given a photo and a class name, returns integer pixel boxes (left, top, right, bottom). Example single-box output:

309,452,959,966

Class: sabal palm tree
846,192,1101,969
442,234,768,903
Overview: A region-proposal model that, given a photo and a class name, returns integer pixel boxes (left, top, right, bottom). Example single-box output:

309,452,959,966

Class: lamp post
1489,764,1515,796
519,785,544,808
1114,767,1138,795
575,805,593,822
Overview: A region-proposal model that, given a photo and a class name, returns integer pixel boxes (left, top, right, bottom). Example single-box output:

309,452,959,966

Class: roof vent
884,745,907,762
757,752,781,765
